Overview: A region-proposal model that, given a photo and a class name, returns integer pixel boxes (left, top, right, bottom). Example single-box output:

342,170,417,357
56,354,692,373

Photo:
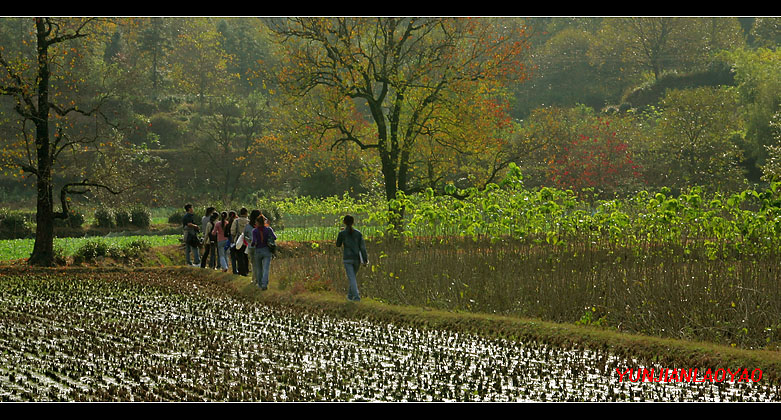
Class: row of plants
261,167,781,350
0,206,159,240
274,236,781,350
0,210,88,239
355,165,781,261
93,207,152,229
0,235,180,263
1,268,777,401
69,238,154,264
169,164,781,260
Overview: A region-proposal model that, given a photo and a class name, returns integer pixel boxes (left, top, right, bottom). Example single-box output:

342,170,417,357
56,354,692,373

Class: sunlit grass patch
0,235,181,262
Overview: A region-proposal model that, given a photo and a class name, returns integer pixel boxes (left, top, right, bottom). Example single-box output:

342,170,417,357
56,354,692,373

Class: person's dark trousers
230,247,239,274
209,244,216,268
236,245,249,276
200,243,216,268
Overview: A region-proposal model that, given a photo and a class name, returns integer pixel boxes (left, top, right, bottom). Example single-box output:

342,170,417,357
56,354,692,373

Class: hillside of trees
1,17,779,211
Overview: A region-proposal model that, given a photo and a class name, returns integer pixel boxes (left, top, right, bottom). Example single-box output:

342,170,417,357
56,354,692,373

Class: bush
130,206,151,228
149,112,184,148
74,240,121,263
0,212,34,239
94,208,116,228
114,209,132,228
121,239,151,259
66,210,85,228
52,245,67,266
53,210,86,229
167,212,184,225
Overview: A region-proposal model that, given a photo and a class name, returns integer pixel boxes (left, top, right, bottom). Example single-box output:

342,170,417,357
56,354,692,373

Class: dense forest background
1,17,779,210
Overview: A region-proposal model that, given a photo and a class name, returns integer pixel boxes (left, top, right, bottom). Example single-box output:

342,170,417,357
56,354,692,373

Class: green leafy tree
168,18,237,107
137,17,176,94
761,110,781,182
750,17,781,48
592,17,745,82
193,92,270,204
216,18,273,95
720,47,781,182
651,87,745,191
513,25,618,117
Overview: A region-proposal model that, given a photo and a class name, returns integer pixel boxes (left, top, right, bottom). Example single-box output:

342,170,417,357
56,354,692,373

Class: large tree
194,92,271,204
0,17,120,266
270,18,530,219
168,17,236,107
592,17,745,81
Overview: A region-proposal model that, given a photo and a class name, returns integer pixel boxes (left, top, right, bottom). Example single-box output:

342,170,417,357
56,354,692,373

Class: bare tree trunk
29,176,56,266
28,18,56,266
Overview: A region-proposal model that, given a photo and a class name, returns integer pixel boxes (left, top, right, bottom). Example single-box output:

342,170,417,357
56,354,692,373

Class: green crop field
0,235,182,262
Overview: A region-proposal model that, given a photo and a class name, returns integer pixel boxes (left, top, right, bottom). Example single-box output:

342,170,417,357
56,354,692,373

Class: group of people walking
182,205,276,290
182,204,368,300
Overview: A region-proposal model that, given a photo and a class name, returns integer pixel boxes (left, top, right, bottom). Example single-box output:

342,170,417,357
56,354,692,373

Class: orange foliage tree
270,17,531,221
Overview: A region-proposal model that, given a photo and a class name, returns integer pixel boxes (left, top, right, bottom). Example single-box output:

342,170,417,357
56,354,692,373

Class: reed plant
275,235,781,350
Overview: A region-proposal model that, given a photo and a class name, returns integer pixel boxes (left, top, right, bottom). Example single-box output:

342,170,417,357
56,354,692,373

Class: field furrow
0,268,778,401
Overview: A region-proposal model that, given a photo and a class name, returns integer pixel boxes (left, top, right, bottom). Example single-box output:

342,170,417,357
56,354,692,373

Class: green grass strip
0,235,182,262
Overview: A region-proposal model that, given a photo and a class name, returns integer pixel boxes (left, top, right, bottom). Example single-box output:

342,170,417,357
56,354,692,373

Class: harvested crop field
0,267,778,402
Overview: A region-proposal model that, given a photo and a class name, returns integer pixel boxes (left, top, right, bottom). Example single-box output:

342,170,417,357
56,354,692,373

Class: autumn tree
0,17,126,266
168,17,237,107
414,80,521,194
270,17,530,223
519,105,644,196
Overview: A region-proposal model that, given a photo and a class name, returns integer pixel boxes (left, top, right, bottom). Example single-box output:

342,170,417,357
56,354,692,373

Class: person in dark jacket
225,210,238,274
335,214,368,301
243,209,261,276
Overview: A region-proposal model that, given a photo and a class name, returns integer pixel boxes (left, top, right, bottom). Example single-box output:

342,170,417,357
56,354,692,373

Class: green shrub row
94,207,152,229
0,213,33,239
1,206,153,238
72,238,152,263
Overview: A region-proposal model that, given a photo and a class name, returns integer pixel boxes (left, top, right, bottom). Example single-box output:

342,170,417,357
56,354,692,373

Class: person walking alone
335,215,368,302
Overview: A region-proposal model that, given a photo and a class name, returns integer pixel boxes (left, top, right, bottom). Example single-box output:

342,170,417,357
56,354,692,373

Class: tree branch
56,179,123,220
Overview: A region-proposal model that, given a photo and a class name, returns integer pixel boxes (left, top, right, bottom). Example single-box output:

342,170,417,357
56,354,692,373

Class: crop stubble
0,268,777,402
